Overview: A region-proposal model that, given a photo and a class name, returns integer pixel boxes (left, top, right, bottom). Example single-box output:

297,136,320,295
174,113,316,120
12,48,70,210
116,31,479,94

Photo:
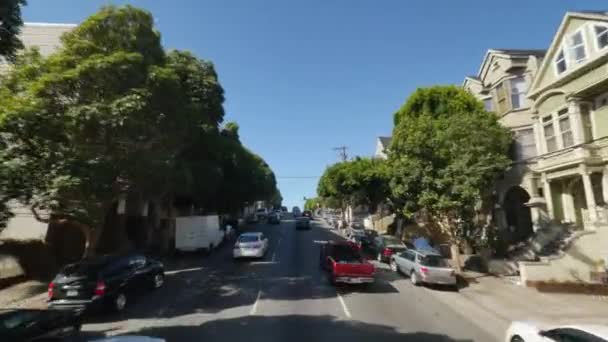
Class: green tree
304,197,321,211
0,5,226,256
317,157,390,214
0,0,26,61
389,86,511,269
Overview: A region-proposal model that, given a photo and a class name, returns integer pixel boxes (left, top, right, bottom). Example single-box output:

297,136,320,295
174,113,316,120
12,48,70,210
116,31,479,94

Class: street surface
81,219,498,342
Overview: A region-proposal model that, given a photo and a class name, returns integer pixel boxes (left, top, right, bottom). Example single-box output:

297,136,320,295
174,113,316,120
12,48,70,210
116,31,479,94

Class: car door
393,251,408,272
402,250,416,272
130,255,150,288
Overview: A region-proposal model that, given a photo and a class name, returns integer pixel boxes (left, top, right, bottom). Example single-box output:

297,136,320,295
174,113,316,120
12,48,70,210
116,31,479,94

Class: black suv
48,254,165,313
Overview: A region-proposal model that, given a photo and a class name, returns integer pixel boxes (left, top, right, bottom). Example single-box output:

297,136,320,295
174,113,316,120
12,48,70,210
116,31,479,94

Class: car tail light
382,248,393,256
48,282,54,300
94,280,106,297
420,267,429,274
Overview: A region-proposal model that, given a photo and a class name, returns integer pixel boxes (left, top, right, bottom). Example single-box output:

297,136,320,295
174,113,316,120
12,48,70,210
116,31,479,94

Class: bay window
495,82,508,113
510,77,527,109
543,115,557,153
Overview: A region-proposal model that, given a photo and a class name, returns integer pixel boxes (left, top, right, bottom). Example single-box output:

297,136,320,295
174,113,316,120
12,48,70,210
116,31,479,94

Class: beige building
464,49,546,245
0,23,76,241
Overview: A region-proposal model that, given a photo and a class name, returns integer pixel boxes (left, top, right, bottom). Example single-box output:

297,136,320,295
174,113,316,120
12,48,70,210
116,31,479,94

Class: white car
505,321,608,341
233,232,269,259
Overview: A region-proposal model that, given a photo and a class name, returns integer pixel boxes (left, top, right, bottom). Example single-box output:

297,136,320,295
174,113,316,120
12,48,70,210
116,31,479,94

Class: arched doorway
503,186,533,243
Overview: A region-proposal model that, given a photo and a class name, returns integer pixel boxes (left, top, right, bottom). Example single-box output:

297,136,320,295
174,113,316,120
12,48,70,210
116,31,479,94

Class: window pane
544,124,554,137
559,117,571,131
570,32,583,45
483,98,493,111
562,131,574,147
568,32,586,63
546,137,557,152
557,59,567,73
574,46,586,62
596,25,608,49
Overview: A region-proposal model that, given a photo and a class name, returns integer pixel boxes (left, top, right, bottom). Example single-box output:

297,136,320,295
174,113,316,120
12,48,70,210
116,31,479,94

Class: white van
175,215,224,252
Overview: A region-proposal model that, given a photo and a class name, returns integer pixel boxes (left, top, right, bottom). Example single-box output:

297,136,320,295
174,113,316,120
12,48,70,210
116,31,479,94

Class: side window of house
510,77,527,110
495,83,508,114
567,31,587,64
483,98,493,112
543,115,557,153
595,24,608,50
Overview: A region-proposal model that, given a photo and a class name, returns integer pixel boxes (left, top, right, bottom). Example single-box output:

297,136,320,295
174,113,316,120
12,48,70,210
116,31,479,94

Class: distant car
233,232,269,259
255,208,268,221
267,212,281,224
302,210,313,219
295,216,311,230
48,254,165,313
372,235,408,263
320,241,375,285
281,206,288,213
349,220,364,230
0,308,84,341
292,206,301,217
390,249,456,287
505,321,608,342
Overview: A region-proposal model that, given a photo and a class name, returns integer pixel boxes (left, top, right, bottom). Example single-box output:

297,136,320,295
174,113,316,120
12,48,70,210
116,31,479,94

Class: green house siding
537,93,567,114
595,103,608,138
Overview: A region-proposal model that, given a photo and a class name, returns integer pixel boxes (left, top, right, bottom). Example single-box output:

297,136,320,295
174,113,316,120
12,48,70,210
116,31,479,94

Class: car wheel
390,259,398,272
411,271,420,286
112,292,127,312
152,273,165,289
510,336,525,342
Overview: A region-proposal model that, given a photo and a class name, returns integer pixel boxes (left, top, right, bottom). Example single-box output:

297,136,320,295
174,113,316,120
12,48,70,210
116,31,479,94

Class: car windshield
420,255,449,267
383,237,403,245
238,235,259,243
331,245,362,263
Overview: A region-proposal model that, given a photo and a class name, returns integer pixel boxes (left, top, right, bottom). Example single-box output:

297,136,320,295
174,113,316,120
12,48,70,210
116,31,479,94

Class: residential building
464,49,546,245
374,136,391,159
517,11,608,284
0,23,76,241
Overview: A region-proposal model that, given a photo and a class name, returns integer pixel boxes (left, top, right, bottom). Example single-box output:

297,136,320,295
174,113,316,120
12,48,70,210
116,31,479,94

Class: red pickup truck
320,241,375,285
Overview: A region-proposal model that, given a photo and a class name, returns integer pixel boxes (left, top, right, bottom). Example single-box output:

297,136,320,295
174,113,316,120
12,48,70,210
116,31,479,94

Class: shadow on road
127,314,473,342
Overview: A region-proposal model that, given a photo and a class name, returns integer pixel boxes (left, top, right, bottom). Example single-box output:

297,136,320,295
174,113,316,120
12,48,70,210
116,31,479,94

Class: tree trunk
450,243,462,272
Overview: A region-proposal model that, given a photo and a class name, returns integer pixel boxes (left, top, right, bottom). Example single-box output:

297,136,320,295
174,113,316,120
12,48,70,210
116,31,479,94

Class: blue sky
23,0,607,209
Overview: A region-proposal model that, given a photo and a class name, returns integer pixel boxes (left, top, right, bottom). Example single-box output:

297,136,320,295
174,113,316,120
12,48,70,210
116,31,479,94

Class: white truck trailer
175,215,224,252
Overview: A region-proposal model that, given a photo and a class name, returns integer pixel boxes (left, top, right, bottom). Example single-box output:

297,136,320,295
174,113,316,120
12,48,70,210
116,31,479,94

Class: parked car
302,210,313,219
361,229,378,248
295,216,311,230
372,235,408,263
233,232,269,259
347,234,364,252
292,206,301,217
505,321,608,342
267,212,281,224
390,249,457,288
0,308,84,341
48,254,165,313
319,241,375,285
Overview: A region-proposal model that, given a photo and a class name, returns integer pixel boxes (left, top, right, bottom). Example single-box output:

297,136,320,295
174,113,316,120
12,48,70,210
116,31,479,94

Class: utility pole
332,146,348,162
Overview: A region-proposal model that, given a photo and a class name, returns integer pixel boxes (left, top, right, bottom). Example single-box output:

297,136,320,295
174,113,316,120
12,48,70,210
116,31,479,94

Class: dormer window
555,49,567,74
567,31,587,64
595,25,608,50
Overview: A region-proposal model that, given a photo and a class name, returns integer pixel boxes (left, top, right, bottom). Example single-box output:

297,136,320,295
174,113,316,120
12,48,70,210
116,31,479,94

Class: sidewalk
430,271,608,331
0,280,48,309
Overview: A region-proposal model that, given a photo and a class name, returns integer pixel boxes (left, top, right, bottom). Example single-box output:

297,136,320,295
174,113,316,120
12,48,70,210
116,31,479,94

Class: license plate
66,290,78,297
350,278,362,284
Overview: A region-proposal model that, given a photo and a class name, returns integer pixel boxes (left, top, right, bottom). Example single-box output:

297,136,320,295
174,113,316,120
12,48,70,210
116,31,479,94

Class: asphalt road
81,218,498,342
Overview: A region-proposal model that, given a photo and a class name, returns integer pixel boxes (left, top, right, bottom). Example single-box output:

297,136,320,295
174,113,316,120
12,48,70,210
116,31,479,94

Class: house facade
464,49,546,245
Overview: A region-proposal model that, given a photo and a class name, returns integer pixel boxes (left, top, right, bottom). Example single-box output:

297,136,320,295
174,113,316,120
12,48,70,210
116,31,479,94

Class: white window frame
566,28,588,65
593,23,608,52
554,48,568,76
510,77,527,110
542,115,557,153
557,109,574,148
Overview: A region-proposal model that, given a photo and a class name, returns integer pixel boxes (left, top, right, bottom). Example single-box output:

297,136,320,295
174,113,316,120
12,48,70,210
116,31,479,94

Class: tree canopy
389,86,511,253
317,157,390,212
0,5,279,256
0,0,26,61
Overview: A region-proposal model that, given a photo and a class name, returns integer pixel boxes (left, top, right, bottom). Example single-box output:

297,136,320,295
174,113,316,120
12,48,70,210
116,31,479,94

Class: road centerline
336,291,352,319
250,290,262,315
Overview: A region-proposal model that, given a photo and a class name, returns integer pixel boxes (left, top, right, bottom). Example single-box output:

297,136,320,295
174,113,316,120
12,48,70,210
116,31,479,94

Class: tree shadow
123,314,474,342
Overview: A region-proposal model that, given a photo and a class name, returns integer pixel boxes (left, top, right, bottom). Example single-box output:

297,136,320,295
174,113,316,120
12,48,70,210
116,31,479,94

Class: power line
332,146,348,161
